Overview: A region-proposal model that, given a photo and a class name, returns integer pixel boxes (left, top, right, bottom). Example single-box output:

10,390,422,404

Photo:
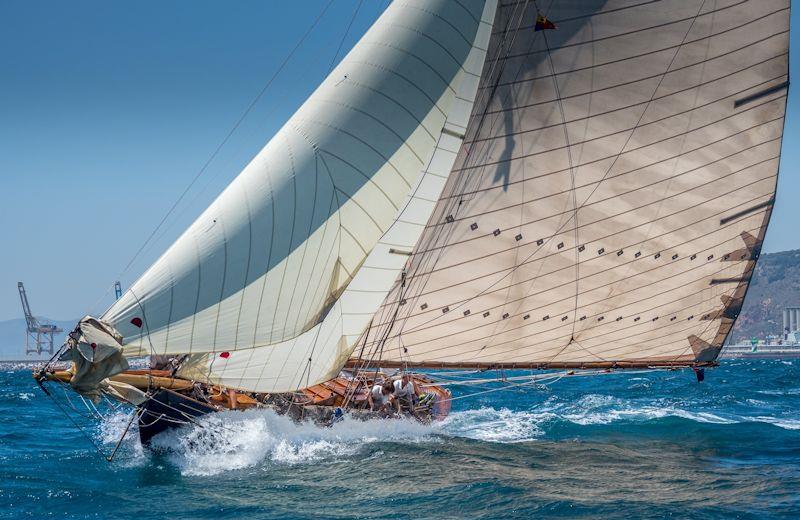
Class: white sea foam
143,408,434,476
439,407,548,442
96,392,800,476
752,416,800,430
757,388,800,396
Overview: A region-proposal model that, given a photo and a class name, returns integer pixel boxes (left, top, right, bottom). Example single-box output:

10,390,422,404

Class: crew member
368,380,394,412
392,373,418,412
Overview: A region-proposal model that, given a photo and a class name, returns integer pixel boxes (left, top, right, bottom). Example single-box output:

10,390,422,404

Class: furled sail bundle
363,0,790,369
93,0,498,392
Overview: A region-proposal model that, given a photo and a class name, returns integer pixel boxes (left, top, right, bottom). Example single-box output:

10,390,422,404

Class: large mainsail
99,0,497,391
365,0,790,368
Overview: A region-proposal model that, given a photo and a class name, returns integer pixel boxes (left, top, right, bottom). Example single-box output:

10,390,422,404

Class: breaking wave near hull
92,361,800,479
100,408,436,476
6,360,800,519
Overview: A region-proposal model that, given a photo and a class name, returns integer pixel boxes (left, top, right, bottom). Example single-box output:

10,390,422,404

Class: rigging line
421,122,783,235
390,218,764,354
544,0,707,365
490,1,756,67
460,0,557,355
394,0,534,337
128,287,159,390
442,288,744,363
430,367,660,389
342,319,373,408
489,0,661,35
362,1,516,365
404,152,781,286
391,233,764,361
536,3,582,344
603,16,716,310
443,89,784,199
397,0,714,341
39,382,109,459
387,163,778,339
401,0,557,326
87,0,337,316
402,0,526,271
398,179,775,314
441,374,564,402
326,0,365,75
394,184,774,330
667,250,762,364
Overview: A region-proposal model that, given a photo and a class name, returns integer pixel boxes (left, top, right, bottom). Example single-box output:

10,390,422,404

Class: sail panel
199,0,499,392
367,0,789,368
103,0,493,362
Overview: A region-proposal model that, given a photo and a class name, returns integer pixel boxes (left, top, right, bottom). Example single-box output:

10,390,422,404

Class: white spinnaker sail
365,0,790,368
199,0,498,392
101,0,496,390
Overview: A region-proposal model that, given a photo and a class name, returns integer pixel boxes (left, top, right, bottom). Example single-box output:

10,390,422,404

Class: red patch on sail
90,343,97,350
219,351,231,359
130,317,143,328
534,14,557,31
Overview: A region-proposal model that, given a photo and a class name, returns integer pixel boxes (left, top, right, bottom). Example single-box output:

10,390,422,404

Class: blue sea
1,360,799,519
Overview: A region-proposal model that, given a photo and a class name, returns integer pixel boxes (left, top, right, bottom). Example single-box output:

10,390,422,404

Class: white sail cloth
367,0,790,367
58,316,130,402
201,0,498,392
99,0,496,391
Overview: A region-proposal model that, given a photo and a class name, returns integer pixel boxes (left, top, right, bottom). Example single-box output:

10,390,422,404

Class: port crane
17,282,62,355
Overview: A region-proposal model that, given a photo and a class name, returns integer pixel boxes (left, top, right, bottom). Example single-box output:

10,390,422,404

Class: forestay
101,0,497,391
365,0,790,369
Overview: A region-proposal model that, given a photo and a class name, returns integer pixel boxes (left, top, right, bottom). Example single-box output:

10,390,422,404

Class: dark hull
136,390,449,447
138,388,216,445
135,372,451,446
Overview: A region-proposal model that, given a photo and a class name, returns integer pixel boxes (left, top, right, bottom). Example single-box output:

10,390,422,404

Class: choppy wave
6,360,800,518
91,389,800,477
439,407,549,442
115,409,435,476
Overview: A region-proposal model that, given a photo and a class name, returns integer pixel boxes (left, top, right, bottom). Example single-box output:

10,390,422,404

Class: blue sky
0,0,796,322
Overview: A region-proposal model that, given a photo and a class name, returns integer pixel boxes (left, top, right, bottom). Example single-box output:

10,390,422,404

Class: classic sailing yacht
36,0,790,447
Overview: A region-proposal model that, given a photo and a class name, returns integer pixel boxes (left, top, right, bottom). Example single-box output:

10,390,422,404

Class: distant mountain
732,249,800,343
0,318,75,361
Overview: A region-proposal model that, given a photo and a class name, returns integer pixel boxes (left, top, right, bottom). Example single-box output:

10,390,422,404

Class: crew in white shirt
368,381,394,412
392,374,418,412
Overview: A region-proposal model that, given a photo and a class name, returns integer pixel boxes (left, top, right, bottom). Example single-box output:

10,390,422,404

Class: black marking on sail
720,198,774,225
733,81,789,108
709,277,748,285
701,295,744,321
720,231,762,262
688,335,722,363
